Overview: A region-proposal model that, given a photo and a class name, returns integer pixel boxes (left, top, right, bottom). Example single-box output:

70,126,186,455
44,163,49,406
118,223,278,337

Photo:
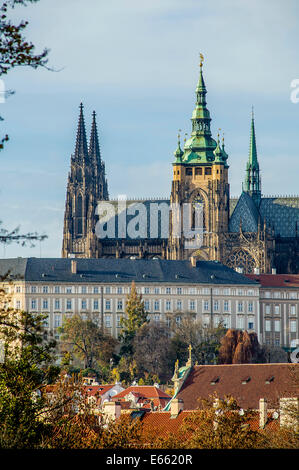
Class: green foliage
0,306,59,448
171,317,226,365
119,281,148,357
59,314,117,370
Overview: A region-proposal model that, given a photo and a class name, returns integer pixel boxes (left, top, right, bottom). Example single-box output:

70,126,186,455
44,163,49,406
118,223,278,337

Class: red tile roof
139,409,279,442
246,274,299,288
177,363,299,410
112,386,171,409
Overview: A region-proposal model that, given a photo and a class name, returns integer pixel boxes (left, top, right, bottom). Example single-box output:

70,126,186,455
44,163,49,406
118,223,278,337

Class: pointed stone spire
244,108,261,205
74,103,88,159
248,107,259,170
89,110,101,163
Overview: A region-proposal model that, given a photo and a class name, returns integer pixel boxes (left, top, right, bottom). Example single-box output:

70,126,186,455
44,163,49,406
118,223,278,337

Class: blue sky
1,0,299,258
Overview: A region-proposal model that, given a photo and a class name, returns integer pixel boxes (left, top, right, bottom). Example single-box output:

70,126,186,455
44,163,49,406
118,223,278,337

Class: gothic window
225,249,256,274
191,195,206,231
77,218,82,236
76,194,83,216
77,167,83,182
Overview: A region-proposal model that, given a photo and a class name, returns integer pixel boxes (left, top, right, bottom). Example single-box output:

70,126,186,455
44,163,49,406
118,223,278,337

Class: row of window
262,291,298,299
264,319,298,332
264,304,297,315
28,298,255,314
48,313,255,331
15,285,258,297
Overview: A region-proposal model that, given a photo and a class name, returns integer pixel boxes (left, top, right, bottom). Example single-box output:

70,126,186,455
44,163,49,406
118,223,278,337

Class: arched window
76,194,83,216
225,250,256,274
191,195,206,231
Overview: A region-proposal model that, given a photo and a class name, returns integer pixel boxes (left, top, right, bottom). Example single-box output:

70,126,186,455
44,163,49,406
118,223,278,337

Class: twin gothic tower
62,62,299,273
62,105,108,258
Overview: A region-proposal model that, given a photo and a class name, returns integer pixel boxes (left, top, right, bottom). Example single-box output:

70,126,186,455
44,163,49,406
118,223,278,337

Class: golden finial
217,128,221,143
178,128,182,141
186,344,193,367
184,132,188,143
199,53,204,68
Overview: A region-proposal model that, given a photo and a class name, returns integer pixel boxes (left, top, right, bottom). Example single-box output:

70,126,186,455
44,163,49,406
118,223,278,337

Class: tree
59,314,117,371
218,329,265,364
171,316,226,365
119,281,148,357
0,284,59,448
133,322,176,383
179,395,266,449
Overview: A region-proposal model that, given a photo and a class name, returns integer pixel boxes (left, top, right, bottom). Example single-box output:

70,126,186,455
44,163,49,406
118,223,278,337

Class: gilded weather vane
199,53,204,68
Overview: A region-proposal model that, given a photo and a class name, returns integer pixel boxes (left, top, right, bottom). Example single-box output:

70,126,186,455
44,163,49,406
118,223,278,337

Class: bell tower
62,104,109,258
168,56,230,261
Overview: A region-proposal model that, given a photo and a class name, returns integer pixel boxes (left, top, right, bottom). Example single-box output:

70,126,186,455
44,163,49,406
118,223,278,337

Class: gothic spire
244,108,261,204
89,110,101,163
74,102,88,159
248,107,259,170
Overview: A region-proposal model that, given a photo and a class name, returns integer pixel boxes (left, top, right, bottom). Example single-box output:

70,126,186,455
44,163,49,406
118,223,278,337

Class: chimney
259,398,268,428
170,398,184,418
71,259,77,274
272,268,277,275
190,256,197,268
280,397,299,429
236,267,243,274
254,267,260,275
102,401,121,422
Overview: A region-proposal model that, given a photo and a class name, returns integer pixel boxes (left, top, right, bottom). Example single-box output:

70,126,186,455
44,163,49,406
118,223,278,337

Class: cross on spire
74,102,88,159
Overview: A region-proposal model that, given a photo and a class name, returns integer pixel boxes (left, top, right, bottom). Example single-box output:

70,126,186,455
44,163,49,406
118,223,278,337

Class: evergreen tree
119,281,148,358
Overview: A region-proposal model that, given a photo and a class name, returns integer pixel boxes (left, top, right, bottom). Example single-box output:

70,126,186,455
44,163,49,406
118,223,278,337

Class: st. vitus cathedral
62,62,299,274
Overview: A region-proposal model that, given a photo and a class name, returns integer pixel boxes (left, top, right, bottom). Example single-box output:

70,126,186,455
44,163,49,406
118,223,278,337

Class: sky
1,0,299,258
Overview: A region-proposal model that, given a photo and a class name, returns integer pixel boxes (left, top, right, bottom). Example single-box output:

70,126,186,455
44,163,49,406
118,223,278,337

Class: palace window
195,167,202,175
186,167,192,176
290,320,297,333
205,167,212,175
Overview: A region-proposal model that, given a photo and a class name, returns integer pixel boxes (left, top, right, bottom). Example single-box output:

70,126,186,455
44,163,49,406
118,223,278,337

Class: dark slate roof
259,196,299,237
229,192,260,233
101,199,170,240
0,258,259,286
101,195,299,240
0,257,28,280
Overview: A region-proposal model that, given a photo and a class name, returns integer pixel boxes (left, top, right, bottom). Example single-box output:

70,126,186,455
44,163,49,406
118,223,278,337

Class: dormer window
241,377,251,384
265,376,274,384
211,377,220,385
